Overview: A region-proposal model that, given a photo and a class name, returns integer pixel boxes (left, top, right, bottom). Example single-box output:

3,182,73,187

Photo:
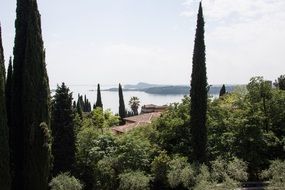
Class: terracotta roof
111,112,161,134
123,112,161,123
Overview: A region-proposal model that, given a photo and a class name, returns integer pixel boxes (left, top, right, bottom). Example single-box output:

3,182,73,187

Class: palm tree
129,96,140,115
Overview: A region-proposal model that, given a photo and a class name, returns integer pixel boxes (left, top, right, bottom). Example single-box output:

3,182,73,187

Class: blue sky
0,0,285,86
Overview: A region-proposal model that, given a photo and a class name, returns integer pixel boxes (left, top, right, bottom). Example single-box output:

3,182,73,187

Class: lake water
51,85,186,114
51,85,218,114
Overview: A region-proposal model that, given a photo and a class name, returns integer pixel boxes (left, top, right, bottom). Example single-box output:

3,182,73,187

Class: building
141,104,168,113
111,112,161,135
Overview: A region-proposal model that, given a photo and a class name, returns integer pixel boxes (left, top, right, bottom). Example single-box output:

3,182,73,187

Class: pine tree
190,2,208,163
95,83,103,108
51,83,75,176
11,0,51,189
118,83,126,124
219,84,226,97
0,23,11,190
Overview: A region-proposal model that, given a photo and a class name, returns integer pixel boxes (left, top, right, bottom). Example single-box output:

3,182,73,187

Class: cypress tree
76,100,83,119
51,83,75,176
5,57,13,172
219,84,226,97
72,100,76,110
86,99,91,112
95,83,103,108
118,83,126,124
5,57,12,126
11,0,51,189
0,23,11,190
190,2,208,163
84,95,87,111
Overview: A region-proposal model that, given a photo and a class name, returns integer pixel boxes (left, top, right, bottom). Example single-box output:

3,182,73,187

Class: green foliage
49,173,83,190
96,156,119,189
5,57,12,132
0,24,11,190
167,156,195,189
76,94,91,113
119,171,151,190
11,0,51,189
76,96,83,119
75,119,156,189
129,96,140,115
51,83,76,176
116,133,154,172
119,83,126,124
95,84,103,108
208,81,285,180
190,2,208,163
193,165,213,190
71,75,285,189
274,75,285,90
261,160,285,189
103,109,120,128
154,96,191,156
247,76,272,103
83,108,119,133
211,157,247,185
219,84,226,97
151,151,171,189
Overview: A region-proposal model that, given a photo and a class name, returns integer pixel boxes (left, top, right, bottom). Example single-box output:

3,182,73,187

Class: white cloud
181,0,285,23
181,0,285,83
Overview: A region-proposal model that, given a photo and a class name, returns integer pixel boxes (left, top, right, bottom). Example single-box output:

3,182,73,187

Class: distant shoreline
102,85,238,95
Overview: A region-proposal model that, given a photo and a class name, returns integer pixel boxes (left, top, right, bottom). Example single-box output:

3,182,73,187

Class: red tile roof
111,112,161,134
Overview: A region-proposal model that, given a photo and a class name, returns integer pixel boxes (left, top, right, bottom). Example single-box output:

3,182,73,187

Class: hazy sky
0,0,284,86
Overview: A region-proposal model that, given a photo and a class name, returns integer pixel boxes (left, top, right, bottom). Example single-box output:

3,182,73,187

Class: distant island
103,82,238,95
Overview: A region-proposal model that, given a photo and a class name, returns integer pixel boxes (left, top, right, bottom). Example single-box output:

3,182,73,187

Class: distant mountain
209,85,236,95
144,86,189,94
124,82,165,89
104,83,238,95
102,87,138,92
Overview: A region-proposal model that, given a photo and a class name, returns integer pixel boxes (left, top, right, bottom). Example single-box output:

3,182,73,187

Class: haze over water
51,84,222,114
52,85,186,114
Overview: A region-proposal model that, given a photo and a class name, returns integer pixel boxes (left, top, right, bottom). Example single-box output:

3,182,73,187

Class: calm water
51,85,220,114
51,85,186,114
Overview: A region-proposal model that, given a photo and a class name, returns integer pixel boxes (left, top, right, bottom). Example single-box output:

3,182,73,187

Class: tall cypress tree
190,2,208,163
51,83,75,176
95,83,103,108
219,84,226,97
11,0,51,189
118,83,126,124
5,57,12,125
0,23,11,190
76,98,83,119
5,57,13,166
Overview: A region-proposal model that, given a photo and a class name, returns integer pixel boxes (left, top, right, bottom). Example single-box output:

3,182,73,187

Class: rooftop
111,112,161,134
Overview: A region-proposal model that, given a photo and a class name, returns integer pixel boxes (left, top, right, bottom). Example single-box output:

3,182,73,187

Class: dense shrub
261,160,285,189
49,173,83,190
119,171,152,190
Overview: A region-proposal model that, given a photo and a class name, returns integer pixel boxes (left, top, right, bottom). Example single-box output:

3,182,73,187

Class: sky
0,0,285,86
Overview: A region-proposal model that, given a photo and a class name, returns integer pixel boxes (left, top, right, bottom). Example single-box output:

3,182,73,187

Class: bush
49,173,83,190
119,171,152,190
167,156,195,189
211,157,248,183
261,160,285,189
